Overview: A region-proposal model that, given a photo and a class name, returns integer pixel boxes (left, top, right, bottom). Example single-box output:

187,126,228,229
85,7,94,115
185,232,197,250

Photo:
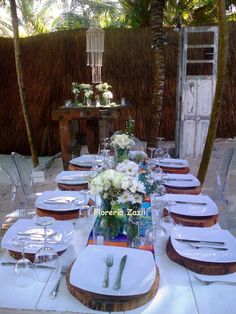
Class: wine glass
163,146,171,159
156,179,167,195
154,148,165,174
128,217,145,249
148,196,169,256
145,224,168,257
156,137,165,148
150,195,167,226
162,202,176,235
77,191,94,219
33,216,59,282
99,138,110,155
92,155,104,172
147,147,156,159
13,236,35,287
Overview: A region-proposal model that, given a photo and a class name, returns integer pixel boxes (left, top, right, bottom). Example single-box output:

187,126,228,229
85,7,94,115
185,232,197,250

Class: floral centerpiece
72,82,93,106
89,160,158,242
71,81,116,107
95,82,113,106
110,132,135,164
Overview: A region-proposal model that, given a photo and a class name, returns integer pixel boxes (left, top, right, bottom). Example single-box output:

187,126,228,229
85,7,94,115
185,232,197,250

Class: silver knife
1,262,56,270
60,176,86,181
165,178,193,182
113,255,127,290
176,238,225,246
17,231,58,237
160,161,184,165
189,245,228,251
172,201,207,206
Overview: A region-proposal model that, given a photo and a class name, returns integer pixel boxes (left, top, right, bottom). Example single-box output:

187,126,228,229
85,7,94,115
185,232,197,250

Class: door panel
176,26,218,158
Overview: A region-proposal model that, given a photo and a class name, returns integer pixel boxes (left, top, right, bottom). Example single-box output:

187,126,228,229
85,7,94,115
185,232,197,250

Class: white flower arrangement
110,133,135,150
89,167,145,205
72,82,93,98
95,82,112,93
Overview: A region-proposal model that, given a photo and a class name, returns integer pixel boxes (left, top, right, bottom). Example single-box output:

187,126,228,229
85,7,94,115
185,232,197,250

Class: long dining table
0,212,235,314
1,153,236,314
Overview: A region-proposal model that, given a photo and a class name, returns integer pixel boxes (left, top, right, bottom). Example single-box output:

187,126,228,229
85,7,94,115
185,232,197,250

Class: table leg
98,112,116,143
86,120,99,153
59,120,71,169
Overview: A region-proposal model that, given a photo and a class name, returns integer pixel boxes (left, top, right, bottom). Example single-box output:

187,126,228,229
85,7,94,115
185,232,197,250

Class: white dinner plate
35,190,88,211
70,245,156,296
157,194,218,217
171,226,236,263
1,219,74,254
69,154,100,167
152,158,189,169
153,173,200,188
55,170,95,185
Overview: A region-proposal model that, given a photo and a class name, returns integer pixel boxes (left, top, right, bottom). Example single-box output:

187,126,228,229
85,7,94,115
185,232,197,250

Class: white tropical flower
116,160,139,176
110,133,135,150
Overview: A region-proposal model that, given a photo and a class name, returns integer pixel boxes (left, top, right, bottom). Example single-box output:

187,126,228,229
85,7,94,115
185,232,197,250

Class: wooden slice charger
68,164,93,171
58,182,88,191
66,263,160,312
9,248,65,263
161,166,190,174
166,238,236,275
163,209,218,227
165,185,201,195
36,208,80,220
36,199,95,220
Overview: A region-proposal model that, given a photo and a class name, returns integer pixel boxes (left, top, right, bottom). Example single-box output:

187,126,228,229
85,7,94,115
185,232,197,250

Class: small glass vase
127,215,140,245
126,203,143,246
75,94,83,107
114,146,129,164
95,198,126,241
86,98,92,107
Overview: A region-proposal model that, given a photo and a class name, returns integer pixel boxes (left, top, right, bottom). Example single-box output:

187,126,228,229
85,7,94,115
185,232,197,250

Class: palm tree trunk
197,0,228,184
9,0,39,167
147,0,166,147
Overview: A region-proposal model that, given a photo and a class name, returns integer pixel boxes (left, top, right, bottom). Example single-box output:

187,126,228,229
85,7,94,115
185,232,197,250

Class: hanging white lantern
86,26,104,83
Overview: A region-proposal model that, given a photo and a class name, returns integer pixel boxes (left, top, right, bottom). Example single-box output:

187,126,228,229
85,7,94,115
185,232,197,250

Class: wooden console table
52,105,126,169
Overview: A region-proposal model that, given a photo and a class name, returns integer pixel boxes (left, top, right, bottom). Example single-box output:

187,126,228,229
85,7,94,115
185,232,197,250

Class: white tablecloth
0,216,236,314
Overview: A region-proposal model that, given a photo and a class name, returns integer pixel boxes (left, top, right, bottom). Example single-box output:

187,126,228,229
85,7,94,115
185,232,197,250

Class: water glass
154,225,168,257
13,236,35,287
33,216,59,282
145,224,168,257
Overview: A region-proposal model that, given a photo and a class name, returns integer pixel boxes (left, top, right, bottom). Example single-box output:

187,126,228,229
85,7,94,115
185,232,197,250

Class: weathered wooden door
176,26,218,158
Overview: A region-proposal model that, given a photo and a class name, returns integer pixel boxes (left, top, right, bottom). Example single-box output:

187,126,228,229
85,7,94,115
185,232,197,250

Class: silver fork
102,255,113,288
49,265,68,298
193,275,236,286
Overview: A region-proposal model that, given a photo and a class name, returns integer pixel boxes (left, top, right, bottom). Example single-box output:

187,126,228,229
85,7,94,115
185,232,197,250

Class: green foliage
1,0,236,35
125,116,135,136
119,0,151,28
53,12,90,30
55,0,123,30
